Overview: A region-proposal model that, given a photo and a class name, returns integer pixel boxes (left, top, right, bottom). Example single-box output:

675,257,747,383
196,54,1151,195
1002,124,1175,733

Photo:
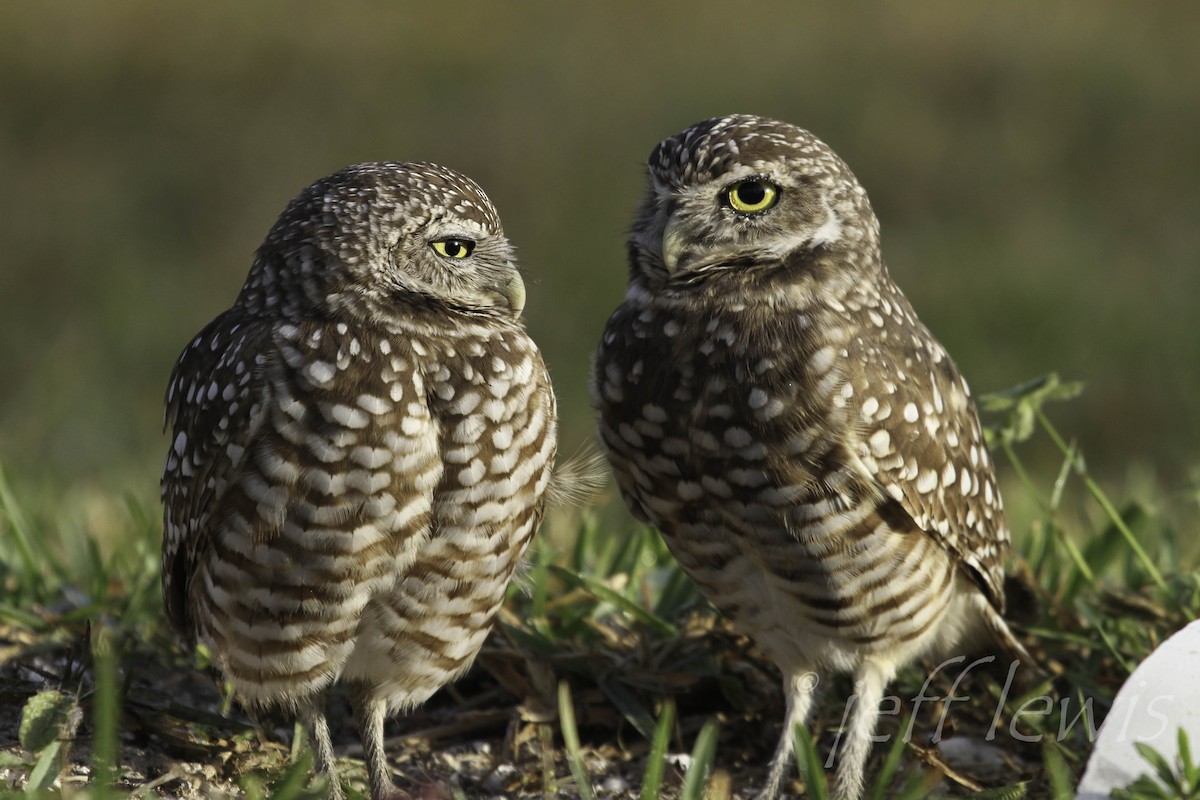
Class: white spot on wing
942,462,957,487
809,346,836,375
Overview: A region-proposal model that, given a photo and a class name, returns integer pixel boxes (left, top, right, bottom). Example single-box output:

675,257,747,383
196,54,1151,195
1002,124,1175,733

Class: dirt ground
0,616,1046,799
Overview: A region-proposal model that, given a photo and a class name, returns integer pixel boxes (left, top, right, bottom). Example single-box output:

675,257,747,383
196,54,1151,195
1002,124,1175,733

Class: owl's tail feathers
981,585,1049,687
546,442,610,510
986,606,1037,671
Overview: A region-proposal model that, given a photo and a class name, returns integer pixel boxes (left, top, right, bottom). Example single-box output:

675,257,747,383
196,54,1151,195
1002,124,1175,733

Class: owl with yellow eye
594,115,1033,800
163,161,557,800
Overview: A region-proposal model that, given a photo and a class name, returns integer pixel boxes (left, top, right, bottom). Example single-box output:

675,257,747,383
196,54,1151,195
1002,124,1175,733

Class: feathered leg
831,661,892,800
349,682,396,800
757,668,819,800
300,701,346,800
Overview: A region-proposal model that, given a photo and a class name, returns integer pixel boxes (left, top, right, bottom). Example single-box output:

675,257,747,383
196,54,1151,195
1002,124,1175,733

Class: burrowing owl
592,115,1032,799
162,162,557,800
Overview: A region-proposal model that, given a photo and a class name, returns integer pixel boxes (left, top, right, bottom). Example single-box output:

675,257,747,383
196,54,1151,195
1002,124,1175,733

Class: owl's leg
830,660,892,800
299,702,346,800
349,682,396,800
349,683,459,800
757,668,820,800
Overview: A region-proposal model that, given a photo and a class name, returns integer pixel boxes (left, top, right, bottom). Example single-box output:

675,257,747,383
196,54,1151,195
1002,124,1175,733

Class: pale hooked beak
500,270,526,315
661,213,687,274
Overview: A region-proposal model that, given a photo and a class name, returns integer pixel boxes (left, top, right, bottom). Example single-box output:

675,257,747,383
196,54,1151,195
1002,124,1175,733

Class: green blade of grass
604,523,651,578
1076,606,1136,673
869,714,910,800
0,603,46,629
1042,741,1075,800
1000,436,1097,596
1036,409,1167,592
1047,439,1076,511
640,699,676,800
548,564,678,637
524,539,556,622
679,718,720,800
1133,741,1180,792
270,754,321,800
26,739,63,792
91,627,119,797
558,680,597,800
1178,727,1197,788
569,512,607,574
972,783,1029,799
0,465,46,600
792,723,830,800
599,676,657,740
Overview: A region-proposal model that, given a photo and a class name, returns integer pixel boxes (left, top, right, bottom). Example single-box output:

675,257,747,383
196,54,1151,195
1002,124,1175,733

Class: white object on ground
1076,618,1200,798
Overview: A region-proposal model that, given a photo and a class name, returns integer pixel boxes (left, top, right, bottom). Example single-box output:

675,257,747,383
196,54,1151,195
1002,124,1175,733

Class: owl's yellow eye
430,239,475,259
724,179,779,214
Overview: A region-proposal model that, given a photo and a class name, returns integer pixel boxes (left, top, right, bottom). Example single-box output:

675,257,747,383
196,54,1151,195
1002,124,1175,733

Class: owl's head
629,115,882,297
238,162,525,321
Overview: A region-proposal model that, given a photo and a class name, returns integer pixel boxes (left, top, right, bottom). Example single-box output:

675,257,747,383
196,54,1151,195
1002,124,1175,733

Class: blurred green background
2,2,1198,542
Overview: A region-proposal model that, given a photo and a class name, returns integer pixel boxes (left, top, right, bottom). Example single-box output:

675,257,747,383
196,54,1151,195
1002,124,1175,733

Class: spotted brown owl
592,115,1032,799
162,162,557,800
